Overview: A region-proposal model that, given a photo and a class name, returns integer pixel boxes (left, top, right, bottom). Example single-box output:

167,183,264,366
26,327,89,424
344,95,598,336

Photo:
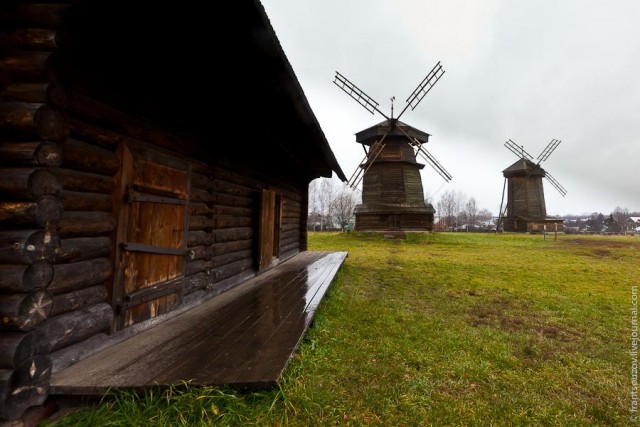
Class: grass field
47,232,639,426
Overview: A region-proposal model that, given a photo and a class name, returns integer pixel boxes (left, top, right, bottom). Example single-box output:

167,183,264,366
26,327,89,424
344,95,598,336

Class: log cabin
0,0,347,421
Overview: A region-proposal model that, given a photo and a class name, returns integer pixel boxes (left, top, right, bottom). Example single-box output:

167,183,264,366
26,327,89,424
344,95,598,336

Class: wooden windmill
333,62,452,232
497,138,567,233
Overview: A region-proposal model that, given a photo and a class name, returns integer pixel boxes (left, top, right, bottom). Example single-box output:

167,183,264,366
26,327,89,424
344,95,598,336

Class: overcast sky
261,0,639,216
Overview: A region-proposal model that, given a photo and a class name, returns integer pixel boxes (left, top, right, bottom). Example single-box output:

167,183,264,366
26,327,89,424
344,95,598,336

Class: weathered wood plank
47,252,347,393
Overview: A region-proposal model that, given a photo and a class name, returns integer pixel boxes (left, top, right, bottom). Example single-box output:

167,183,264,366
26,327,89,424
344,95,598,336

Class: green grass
46,232,639,426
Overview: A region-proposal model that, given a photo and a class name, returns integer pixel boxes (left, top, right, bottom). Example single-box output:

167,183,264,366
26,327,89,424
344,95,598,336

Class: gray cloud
262,0,640,215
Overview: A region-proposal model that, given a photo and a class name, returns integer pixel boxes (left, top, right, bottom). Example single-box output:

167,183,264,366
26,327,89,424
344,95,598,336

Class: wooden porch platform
49,250,348,395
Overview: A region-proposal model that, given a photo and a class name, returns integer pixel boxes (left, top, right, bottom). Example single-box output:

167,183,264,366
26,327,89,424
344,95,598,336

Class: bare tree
465,197,478,228
330,185,358,231
308,178,337,231
613,206,629,231
437,190,460,230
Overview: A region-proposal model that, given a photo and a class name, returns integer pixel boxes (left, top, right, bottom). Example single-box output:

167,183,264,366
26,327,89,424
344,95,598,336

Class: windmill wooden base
355,204,435,232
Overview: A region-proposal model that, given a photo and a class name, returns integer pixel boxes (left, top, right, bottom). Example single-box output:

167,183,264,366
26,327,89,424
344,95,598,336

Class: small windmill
496,138,567,233
333,62,452,232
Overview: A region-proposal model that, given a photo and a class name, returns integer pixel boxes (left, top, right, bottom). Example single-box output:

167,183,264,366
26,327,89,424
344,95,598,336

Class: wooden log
57,211,115,237
0,168,61,199
0,369,14,405
49,332,109,372
211,227,252,243
190,188,211,203
51,284,108,316
34,302,113,353
2,51,51,81
184,271,208,295
49,168,114,194
188,215,211,231
0,229,59,264
14,4,71,29
0,333,36,369
213,249,252,268
68,117,124,148
190,171,210,189
188,202,209,216
15,355,51,386
60,138,119,176
59,190,112,212
0,377,48,421
214,205,253,217
187,230,210,247
9,28,58,50
0,141,63,167
281,241,300,255
55,236,111,263
281,222,299,232
281,229,299,242
1,83,66,107
215,192,253,208
49,257,112,295
211,238,252,256
185,245,208,261
0,196,63,227
0,102,68,143
211,258,253,282
0,262,53,293
215,215,252,228
184,259,213,276
0,291,53,332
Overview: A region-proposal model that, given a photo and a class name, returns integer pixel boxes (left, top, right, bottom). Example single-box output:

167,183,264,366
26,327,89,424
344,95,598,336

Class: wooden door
258,189,281,271
113,145,190,330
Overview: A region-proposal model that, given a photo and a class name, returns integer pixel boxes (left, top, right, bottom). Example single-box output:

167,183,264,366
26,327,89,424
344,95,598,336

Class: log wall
0,1,309,421
0,3,77,419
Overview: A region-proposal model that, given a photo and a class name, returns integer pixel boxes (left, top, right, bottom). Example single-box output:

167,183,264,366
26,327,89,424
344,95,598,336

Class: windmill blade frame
544,171,568,197
396,61,445,120
537,138,561,164
348,130,391,189
504,139,534,161
333,71,390,119
396,124,452,182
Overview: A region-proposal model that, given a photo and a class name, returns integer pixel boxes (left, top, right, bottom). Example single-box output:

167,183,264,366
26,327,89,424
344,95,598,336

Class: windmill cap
355,119,430,145
502,158,545,177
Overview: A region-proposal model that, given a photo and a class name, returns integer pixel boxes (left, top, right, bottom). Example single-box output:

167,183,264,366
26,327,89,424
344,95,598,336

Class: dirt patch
564,238,640,249
468,298,583,343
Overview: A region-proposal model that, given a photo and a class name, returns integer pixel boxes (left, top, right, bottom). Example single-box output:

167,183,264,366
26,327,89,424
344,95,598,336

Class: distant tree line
431,189,494,231
563,207,640,234
308,178,639,234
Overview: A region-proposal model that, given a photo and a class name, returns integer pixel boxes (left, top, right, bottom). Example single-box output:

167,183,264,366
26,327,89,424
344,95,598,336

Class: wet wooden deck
49,250,348,395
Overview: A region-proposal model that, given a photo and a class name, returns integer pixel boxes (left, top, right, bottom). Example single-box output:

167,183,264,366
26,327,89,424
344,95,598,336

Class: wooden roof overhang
355,119,430,146
502,158,546,178
52,0,346,183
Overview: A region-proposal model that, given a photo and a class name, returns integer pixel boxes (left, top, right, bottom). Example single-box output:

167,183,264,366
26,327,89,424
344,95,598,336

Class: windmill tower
497,138,567,233
334,62,452,233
